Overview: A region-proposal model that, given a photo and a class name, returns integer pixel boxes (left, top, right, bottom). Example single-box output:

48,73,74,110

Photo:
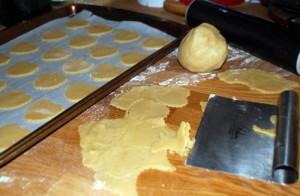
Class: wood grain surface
1,1,300,195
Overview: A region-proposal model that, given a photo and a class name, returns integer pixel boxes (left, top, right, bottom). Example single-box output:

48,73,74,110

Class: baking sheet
0,9,174,148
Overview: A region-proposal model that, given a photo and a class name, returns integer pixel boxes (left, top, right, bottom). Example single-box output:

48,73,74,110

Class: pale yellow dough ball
177,23,228,73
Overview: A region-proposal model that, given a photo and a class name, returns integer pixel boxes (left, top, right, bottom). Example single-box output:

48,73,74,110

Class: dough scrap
34,72,67,90
199,101,207,112
10,41,38,55
42,47,72,61
63,58,93,74
142,36,170,50
79,100,193,196
0,124,31,152
218,69,299,94
65,82,98,102
111,85,190,110
0,80,7,91
65,18,89,29
178,23,228,73
87,24,113,36
0,53,10,66
0,90,31,110
24,99,64,123
120,51,148,67
114,30,141,43
6,61,39,77
92,63,124,81
41,29,68,42
90,45,118,59
69,35,97,49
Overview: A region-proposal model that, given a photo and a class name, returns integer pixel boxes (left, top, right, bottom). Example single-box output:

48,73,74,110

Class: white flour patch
0,176,13,183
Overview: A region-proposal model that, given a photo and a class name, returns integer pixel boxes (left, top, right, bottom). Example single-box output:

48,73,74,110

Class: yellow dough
10,41,39,55
218,69,299,94
34,72,67,90
199,101,208,112
0,90,31,110
65,18,89,29
178,23,228,73
63,58,93,74
69,35,97,49
6,61,39,77
111,85,190,110
0,53,10,66
87,24,113,36
92,63,125,81
90,45,118,59
142,36,171,50
78,86,194,196
0,80,7,91
42,47,72,61
65,82,98,102
120,51,148,67
41,29,68,42
0,124,31,152
24,99,64,123
113,30,141,43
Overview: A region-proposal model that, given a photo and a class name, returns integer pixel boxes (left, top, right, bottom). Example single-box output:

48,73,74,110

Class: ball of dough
177,23,228,73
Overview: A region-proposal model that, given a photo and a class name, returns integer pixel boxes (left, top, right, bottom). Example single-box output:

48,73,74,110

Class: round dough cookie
0,53,10,66
177,23,228,73
142,36,171,50
90,45,118,59
41,29,68,42
10,41,39,55
114,30,141,43
34,72,67,90
0,80,7,91
92,64,125,81
120,51,148,67
24,99,64,123
6,61,39,77
69,35,97,49
0,124,31,152
42,47,72,61
0,90,31,110
65,82,98,102
65,18,89,29
63,58,93,74
87,24,113,36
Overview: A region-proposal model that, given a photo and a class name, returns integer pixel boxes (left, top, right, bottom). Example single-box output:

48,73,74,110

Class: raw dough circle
0,90,31,110
24,99,64,123
0,81,6,91
120,51,148,67
6,61,39,77
34,72,67,90
142,36,170,50
114,30,141,43
127,99,170,121
63,58,93,74
0,53,10,66
42,47,72,61
92,63,125,81
41,29,68,42
65,82,98,102
87,24,113,36
65,18,89,29
69,35,97,49
178,23,228,73
10,41,39,55
90,45,118,59
0,124,30,152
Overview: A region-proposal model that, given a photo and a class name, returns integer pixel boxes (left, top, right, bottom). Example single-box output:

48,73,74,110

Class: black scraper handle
185,0,300,75
272,90,299,184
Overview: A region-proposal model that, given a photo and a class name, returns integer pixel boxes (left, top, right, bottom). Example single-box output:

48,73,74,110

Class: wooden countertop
1,0,300,195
